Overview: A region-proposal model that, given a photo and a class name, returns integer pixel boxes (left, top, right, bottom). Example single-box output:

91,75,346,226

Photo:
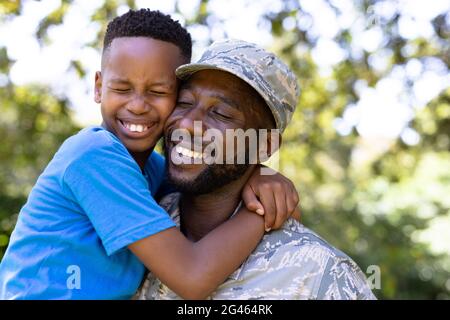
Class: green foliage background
0,0,449,299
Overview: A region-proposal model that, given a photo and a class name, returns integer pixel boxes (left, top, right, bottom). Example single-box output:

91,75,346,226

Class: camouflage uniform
135,193,376,300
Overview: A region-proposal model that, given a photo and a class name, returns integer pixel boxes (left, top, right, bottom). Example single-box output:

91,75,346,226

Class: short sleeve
63,136,176,256
146,152,177,200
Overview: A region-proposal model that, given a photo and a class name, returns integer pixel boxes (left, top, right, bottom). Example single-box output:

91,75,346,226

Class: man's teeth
123,122,149,133
175,145,203,160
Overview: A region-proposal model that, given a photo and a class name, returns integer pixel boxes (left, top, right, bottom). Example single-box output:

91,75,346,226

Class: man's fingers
242,185,264,215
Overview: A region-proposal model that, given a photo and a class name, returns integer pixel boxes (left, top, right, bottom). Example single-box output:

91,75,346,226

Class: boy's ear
94,71,102,103
258,129,282,163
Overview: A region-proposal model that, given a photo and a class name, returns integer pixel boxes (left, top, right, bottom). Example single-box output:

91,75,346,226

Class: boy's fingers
272,191,287,229
292,206,302,221
286,189,298,216
258,186,276,231
242,185,264,215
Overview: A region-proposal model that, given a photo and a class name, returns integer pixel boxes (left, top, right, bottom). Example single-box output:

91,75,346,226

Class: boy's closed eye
149,90,170,96
109,87,130,93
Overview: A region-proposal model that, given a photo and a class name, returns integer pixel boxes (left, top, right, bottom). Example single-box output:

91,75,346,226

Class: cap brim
176,63,229,80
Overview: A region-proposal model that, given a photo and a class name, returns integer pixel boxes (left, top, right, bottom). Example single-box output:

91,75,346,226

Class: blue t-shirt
0,126,176,299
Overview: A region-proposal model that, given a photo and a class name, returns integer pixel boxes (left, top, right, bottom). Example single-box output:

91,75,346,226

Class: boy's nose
126,96,148,115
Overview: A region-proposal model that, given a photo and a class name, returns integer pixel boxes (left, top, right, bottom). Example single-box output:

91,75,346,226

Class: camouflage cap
175,39,300,133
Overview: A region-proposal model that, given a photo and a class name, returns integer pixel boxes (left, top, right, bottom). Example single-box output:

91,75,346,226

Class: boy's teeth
124,122,148,133
175,145,202,160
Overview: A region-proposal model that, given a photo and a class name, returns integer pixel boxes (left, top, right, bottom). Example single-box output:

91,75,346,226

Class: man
136,39,376,300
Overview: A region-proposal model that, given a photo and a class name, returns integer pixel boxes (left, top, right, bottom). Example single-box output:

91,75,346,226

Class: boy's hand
242,165,300,231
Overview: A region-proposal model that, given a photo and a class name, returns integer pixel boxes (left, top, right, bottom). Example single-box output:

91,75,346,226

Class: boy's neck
131,150,153,172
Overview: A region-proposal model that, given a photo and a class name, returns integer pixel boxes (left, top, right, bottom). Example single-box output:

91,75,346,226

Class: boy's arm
128,207,264,300
129,166,300,300
66,143,293,300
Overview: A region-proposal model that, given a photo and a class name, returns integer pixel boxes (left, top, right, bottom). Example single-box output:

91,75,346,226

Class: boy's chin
123,139,158,155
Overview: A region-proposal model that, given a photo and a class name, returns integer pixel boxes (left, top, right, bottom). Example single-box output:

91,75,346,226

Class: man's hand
242,165,300,231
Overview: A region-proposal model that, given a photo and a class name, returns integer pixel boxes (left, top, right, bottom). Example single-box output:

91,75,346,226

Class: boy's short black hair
103,9,192,61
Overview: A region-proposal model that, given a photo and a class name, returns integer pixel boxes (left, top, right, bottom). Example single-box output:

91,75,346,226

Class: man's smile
168,141,206,166
175,144,203,160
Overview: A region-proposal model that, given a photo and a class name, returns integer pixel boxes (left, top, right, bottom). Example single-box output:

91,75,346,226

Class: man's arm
128,207,264,300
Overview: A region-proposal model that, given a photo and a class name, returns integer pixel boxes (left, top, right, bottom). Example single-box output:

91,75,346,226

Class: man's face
95,37,185,154
164,69,269,194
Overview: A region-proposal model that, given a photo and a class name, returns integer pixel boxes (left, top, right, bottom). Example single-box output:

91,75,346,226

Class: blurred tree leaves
263,0,450,299
0,0,21,16
0,0,449,299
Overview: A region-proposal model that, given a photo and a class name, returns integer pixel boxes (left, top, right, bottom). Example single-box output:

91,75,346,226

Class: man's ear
94,71,102,103
258,129,282,163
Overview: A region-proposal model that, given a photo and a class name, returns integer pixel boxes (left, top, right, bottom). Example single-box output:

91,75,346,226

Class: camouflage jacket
135,193,376,300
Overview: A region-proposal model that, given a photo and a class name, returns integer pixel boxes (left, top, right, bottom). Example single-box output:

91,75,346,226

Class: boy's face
95,37,186,154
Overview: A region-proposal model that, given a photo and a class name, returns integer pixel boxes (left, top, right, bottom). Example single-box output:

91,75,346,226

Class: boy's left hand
242,165,300,231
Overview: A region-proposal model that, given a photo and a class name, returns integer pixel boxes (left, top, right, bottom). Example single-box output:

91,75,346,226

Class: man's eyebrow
180,83,241,111
211,94,241,111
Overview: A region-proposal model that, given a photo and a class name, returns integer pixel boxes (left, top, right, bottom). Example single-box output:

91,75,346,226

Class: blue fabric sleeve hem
104,218,176,256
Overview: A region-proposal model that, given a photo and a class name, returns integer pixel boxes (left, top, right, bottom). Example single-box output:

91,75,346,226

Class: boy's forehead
105,37,181,57
101,37,183,88
102,36,184,70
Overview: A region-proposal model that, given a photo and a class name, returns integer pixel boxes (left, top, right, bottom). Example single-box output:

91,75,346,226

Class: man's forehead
181,70,255,96
180,82,240,111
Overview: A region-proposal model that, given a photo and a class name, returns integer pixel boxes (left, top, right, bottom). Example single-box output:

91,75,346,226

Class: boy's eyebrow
180,83,241,111
108,78,175,89
108,78,130,85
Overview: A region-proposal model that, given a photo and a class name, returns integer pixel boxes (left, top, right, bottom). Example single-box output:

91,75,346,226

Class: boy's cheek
160,102,178,124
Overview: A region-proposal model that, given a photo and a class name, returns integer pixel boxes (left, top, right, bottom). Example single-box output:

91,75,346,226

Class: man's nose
126,95,148,115
177,107,207,135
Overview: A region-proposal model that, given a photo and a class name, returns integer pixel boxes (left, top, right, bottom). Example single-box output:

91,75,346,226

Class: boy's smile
94,37,187,167
117,118,156,138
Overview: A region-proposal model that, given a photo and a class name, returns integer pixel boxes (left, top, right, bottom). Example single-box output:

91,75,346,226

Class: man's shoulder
158,192,182,221
159,192,181,210
237,219,376,299
253,219,365,275
256,219,349,258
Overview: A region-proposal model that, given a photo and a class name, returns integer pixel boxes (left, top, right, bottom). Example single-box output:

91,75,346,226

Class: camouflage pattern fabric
175,39,300,133
135,193,376,300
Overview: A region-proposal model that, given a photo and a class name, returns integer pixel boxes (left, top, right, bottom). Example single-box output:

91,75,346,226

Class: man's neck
179,167,256,241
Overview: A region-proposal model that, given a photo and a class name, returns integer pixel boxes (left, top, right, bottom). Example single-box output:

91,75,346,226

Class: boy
0,9,299,299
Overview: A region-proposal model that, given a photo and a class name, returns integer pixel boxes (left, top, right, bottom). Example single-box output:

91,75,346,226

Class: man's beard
164,146,251,195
